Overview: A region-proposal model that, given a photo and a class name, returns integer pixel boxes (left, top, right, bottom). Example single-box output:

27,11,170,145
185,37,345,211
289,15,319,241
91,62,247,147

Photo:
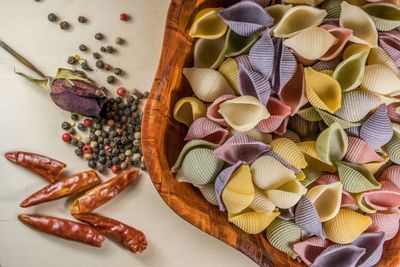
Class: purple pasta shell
379,33,400,68
238,64,272,105
235,54,253,71
249,33,275,78
264,150,302,174
311,244,366,267
240,0,270,7
295,195,325,238
351,232,385,267
279,206,295,221
184,117,229,144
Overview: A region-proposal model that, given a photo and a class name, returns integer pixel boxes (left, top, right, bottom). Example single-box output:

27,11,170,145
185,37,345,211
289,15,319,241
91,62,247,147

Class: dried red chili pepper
70,168,139,215
20,171,100,208
18,214,105,247
74,213,147,253
5,151,66,183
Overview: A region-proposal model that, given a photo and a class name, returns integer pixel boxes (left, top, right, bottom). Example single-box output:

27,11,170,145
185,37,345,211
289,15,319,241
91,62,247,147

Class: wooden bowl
142,0,400,266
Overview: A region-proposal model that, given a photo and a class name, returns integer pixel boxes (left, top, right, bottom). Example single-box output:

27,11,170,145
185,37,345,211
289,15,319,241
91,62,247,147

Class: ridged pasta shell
194,36,226,69
336,161,381,193
234,54,253,70
316,122,348,164
379,32,400,68
320,0,342,19
238,64,271,105
279,64,307,115
282,0,325,6
206,94,236,127
251,155,296,190
320,25,352,61
266,219,302,259
342,191,357,208
304,67,342,113
363,181,400,210
343,43,371,59
288,115,320,138
219,1,274,36
314,173,340,185
280,129,301,143
228,210,280,234
284,27,337,61
388,103,400,124
189,8,227,39
323,209,372,244
224,29,259,57
250,188,276,214
368,46,400,76
266,179,307,209
346,126,361,137
295,195,325,238
355,192,377,214
352,232,385,267
360,104,393,149
219,95,270,131
229,127,272,143
360,64,400,95
333,51,368,92
264,150,303,175
175,148,224,185
311,244,366,267
171,139,219,172
297,107,322,122
344,136,384,164
307,182,343,222
340,2,378,47
183,68,234,102
301,168,324,187
213,133,270,165
369,212,400,240
362,156,391,175
265,4,292,29
270,138,307,169
298,140,337,172
293,237,331,266
362,3,400,31
257,98,291,133
215,161,244,211
249,33,274,78
173,97,207,127
334,91,380,122
273,6,327,38
379,165,400,188
313,58,341,71
316,109,362,129
222,164,255,213
241,0,270,6
279,207,296,221
197,183,218,206
184,117,229,144
218,58,240,94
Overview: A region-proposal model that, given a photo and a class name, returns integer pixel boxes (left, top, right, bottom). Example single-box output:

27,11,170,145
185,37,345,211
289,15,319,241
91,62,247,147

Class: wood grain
142,0,400,266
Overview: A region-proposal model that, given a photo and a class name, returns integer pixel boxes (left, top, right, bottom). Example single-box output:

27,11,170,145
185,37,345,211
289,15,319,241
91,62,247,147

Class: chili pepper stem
0,39,48,79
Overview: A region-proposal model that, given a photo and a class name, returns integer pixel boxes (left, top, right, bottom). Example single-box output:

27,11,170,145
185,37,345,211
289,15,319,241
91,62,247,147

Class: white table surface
0,1,256,266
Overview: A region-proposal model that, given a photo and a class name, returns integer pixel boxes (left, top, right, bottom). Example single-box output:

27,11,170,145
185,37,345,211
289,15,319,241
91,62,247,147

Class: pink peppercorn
117,87,127,97
62,133,72,143
83,118,92,127
107,119,115,127
111,165,119,173
104,145,112,153
83,145,92,154
120,13,129,21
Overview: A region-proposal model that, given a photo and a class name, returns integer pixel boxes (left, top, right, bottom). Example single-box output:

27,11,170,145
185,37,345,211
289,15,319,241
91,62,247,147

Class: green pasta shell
224,29,259,57
297,107,322,122
362,3,400,31
266,219,301,259
316,109,362,129
385,134,400,164
336,161,381,193
194,36,226,69
316,122,348,165
320,0,342,18
301,168,323,187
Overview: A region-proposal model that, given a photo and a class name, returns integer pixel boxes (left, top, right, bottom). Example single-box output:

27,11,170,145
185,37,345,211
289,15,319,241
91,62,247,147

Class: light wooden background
0,0,255,266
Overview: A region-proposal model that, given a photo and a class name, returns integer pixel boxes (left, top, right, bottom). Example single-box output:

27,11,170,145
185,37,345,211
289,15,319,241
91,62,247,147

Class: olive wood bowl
142,0,400,266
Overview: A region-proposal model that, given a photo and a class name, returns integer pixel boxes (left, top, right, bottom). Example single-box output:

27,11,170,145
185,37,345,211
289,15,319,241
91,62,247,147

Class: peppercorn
133,140,140,147
88,160,97,169
81,63,92,71
100,46,106,52
77,141,84,149
106,46,114,53
120,162,128,170
97,165,106,173
115,97,123,104
104,64,113,71
111,165,119,173
120,13,129,21
107,75,116,84
83,118,92,127
67,56,77,65
77,123,86,131
90,141,98,148
79,44,88,52
62,133,72,143
115,37,125,45
60,21,70,30
111,157,120,165
133,160,140,166
118,153,126,161
143,91,149,98
71,138,78,146
95,33,103,40
61,121,71,130
48,13,58,22
71,114,79,121
83,145,92,154
68,128,76,135
104,145,112,153
130,105,137,113
93,52,101,59
96,60,105,69
134,132,141,139
113,68,123,76
75,148,83,157
77,16,87,23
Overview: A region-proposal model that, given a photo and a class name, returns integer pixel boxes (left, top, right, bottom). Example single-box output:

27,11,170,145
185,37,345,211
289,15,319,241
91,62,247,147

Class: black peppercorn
71,138,78,146
130,105,137,113
93,52,101,59
68,128,76,135
79,44,88,51
67,56,77,65
60,21,70,30
48,13,58,22
77,141,84,149
143,91,149,98
105,160,112,168
88,160,97,169
61,121,71,130
113,67,123,76
71,114,79,121
95,33,103,40
77,123,86,131
100,46,106,52
81,63,93,71
115,37,125,45
97,165,106,173
107,75,116,84
106,45,114,53
112,157,120,165
78,16,87,23
96,60,105,69
115,97,123,104
75,148,83,156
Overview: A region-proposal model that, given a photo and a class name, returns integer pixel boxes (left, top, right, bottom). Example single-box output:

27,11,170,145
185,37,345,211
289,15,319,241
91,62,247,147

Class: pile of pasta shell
172,0,400,266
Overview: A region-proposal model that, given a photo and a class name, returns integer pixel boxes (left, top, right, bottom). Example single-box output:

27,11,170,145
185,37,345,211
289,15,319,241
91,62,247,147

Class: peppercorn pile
61,90,148,174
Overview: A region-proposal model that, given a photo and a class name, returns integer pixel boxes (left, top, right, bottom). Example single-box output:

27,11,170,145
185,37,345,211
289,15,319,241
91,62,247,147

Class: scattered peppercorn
83,119,92,127
61,121,71,130
96,60,105,69
100,46,106,52
93,52,101,59
106,46,114,53
77,123,86,131
75,148,83,156
113,68,123,76
77,16,87,23
115,37,125,45
48,13,58,22
120,13,130,22
81,63,93,71
67,56,78,65
71,114,79,121
62,133,72,143
95,33,103,40
104,64,113,71
79,44,88,52
107,75,116,84
60,21,70,30
68,128,76,135
117,87,127,97
111,165,119,174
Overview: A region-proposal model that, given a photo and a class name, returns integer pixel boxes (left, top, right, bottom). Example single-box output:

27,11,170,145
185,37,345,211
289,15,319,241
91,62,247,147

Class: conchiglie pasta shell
362,156,390,175
194,36,226,69
355,192,377,214
219,96,270,132
287,115,320,138
183,68,234,102
229,127,272,143
385,134,400,164
320,25,353,61
279,64,307,115
361,64,400,95
266,219,302,259
334,91,380,122
362,3,400,31
316,122,348,164
307,182,343,222
369,212,400,240
265,179,307,209
257,98,291,133
304,67,341,113
184,117,229,144
295,195,325,237
340,2,378,47
273,6,327,38
293,237,330,266
224,29,259,57
265,4,292,29
320,0,342,19
301,168,324,187
173,97,207,127
222,164,255,214
197,183,218,206
218,58,240,94
317,108,362,129
336,161,381,193
229,210,280,234
298,141,337,172
284,27,337,61
282,0,324,7
206,94,236,127
324,209,372,244
312,244,366,267
333,51,369,92
251,155,296,190
250,189,276,214
368,46,400,76
379,165,400,188
363,181,400,210
297,107,322,122
343,43,371,60
344,136,384,164
270,138,307,169
189,8,227,39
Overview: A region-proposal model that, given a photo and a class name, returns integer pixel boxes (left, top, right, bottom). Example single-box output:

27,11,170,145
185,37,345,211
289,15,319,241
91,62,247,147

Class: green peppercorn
113,67,123,76
78,16,87,23
71,114,79,121
68,128,76,135
93,52,101,59
79,44,88,51
60,21,70,30
107,75,116,84
48,13,58,22
96,60,105,69
95,33,103,40
61,121,71,130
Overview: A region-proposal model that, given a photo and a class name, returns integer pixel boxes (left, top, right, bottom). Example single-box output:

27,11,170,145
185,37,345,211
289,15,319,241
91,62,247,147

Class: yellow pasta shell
297,141,337,172
229,210,280,234
343,43,371,60
250,188,276,214
362,156,390,175
173,97,206,127
304,67,342,113
368,47,400,76
265,4,292,30
360,64,400,96
189,8,227,39
282,0,324,6
222,164,255,214
218,58,240,94
266,179,307,209
270,138,308,169
307,182,343,222
355,193,377,214
323,209,372,244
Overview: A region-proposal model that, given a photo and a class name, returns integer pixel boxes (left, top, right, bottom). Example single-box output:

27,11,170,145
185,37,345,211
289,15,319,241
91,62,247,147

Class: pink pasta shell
293,237,331,266
344,136,384,164
184,117,229,144
206,94,236,127
368,212,400,240
320,25,352,61
257,97,291,133
362,181,400,210
379,165,400,188
279,64,307,115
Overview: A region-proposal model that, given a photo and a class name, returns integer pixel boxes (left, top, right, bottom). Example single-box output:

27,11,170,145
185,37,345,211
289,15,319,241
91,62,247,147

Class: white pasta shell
270,138,308,169
197,183,219,206
360,64,400,95
251,155,296,190
266,179,307,209
368,46,400,76
183,68,234,102
250,188,276,214
194,36,226,69
219,96,270,132
273,6,327,38
339,2,378,47
284,27,337,60
307,182,342,222
334,91,380,122
229,210,280,234
218,58,240,94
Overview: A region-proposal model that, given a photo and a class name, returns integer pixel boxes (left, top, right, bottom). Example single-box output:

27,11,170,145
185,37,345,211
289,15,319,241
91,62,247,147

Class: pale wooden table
0,0,255,266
